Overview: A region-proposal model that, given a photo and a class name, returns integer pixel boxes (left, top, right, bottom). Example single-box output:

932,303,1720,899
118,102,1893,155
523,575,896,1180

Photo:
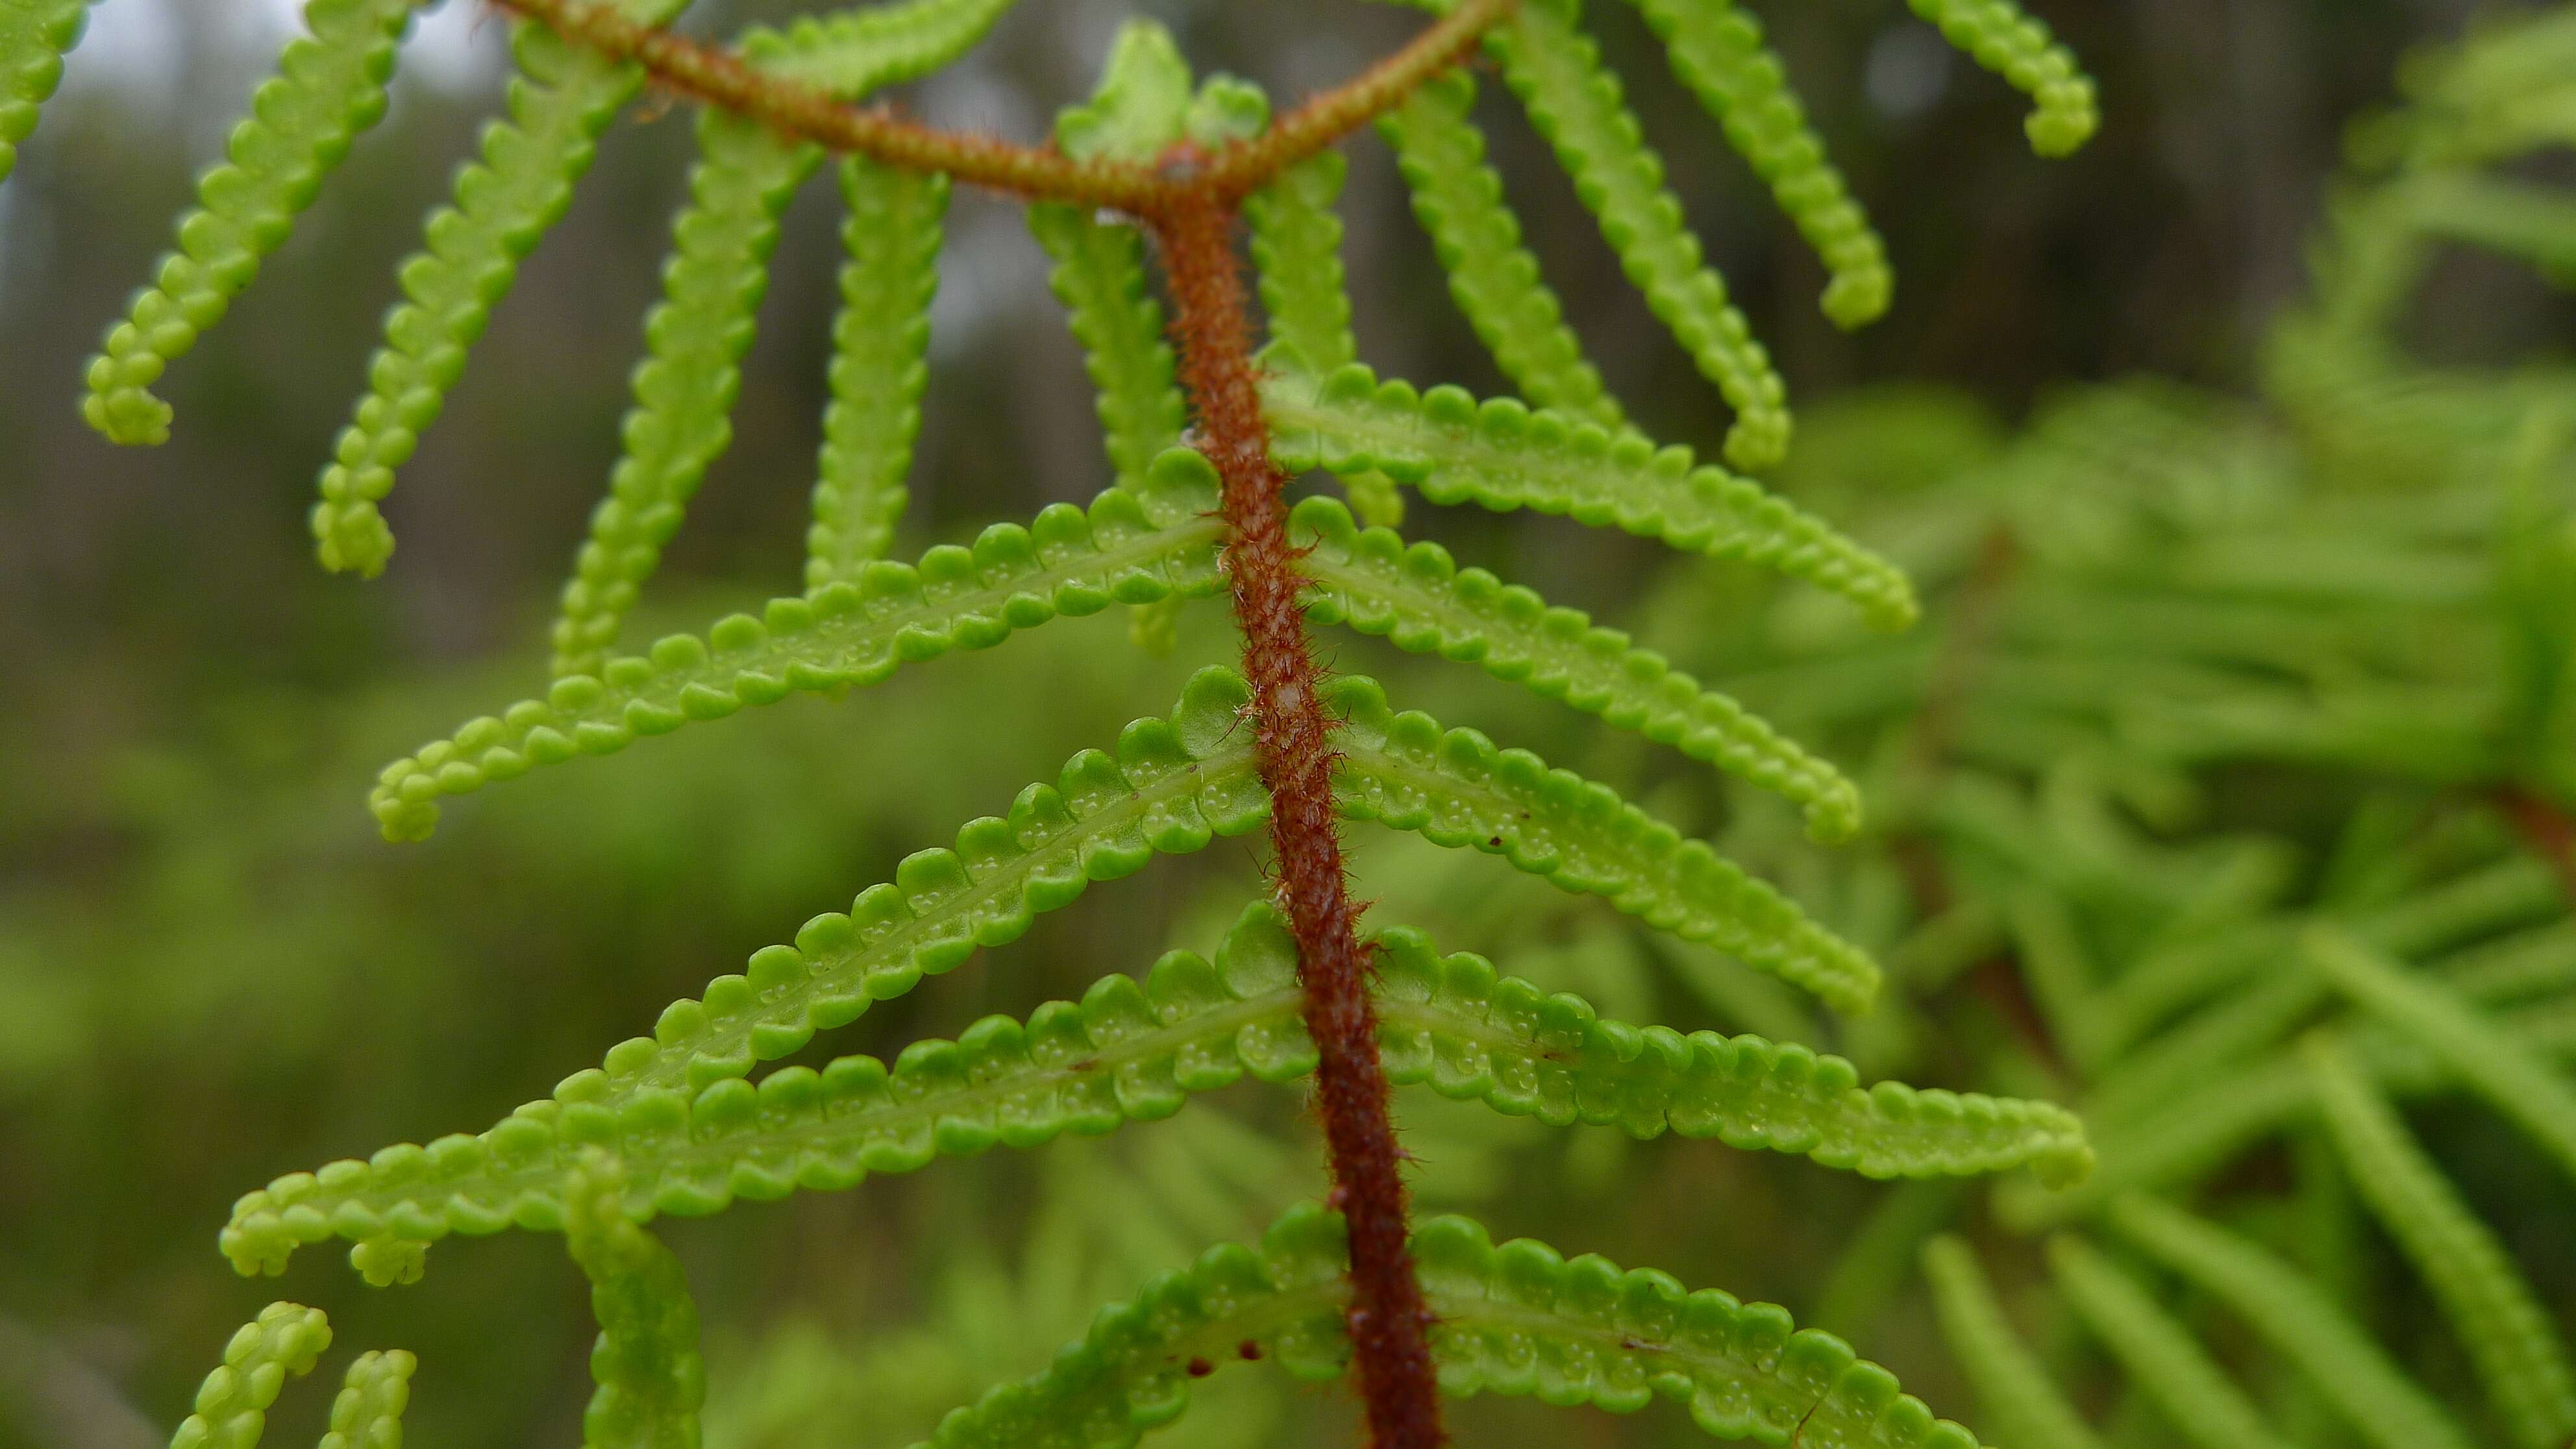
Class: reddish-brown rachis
478,1,1524,1443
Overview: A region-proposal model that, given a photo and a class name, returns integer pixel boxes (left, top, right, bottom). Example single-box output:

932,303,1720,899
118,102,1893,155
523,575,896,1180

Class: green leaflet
310,0,691,578
2106,1194,2475,1449
318,1350,417,1449
550,111,819,679
219,905,2076,1274
368,460,1226,841
804,158,948,592
1489,0,1790,471
1243,149,1408,526
1324,672,1883,1012
1920,1236,2109,1449
80,0,414,447
739,0,1019,94
1030,204,1183,486
1905,0,2099,157
1028,27,1189,495
168,1302,333,1449
1247,154,1356,375
1289,493,1865,841
2046,1235,2292,1449
549,0,1006,667
0,0,89,186
1622,0,1892,328
1376,69,1626,429
1371,922,2089,1182
566,1163,705,1449
2307,926,2576,1181
2303,1035,2576,1449
1261,360,1917,630
922,1202,1999,1449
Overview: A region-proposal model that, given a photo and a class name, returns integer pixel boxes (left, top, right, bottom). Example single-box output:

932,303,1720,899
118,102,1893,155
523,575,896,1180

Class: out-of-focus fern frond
2304,1034,2576,1449
1920,1234,2107,1449
2106,1194,2475,1449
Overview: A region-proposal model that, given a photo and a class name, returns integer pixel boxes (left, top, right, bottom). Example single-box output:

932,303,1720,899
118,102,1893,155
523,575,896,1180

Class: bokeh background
1,1,2559,1445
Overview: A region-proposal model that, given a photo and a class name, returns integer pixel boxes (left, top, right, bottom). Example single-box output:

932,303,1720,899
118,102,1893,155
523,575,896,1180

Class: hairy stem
1158,191,1444,1448
486,0,1510,217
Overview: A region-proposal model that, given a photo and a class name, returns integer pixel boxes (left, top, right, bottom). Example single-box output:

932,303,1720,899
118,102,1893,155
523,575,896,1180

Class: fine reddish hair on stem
1156,191,1446,1447
486,0,1509,216
467,1,1520,1442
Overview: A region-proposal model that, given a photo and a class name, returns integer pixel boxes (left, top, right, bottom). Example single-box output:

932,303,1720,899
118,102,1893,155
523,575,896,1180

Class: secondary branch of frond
484,0,1513,216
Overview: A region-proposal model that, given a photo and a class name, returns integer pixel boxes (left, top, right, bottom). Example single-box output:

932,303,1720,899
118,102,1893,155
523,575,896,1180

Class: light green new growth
1377,70,1626,429
2304,1034,2576,1449
1920,1235,2109,1449
79,0,414,447
1490,0,1790,470
2307,926,2576,1182
1624,0,1892,328
212,904,2084,1276
565,1163,706,1449
923,1203,2000,1449
2046,1234,2292,1449
319,1350,416,1449
1245,149,1409,526
1289,493,1864,841
1904,0,2099,156
2107,1193,2475,1449
367,458,1228,841
550,112,818,678
1262,360,1918,629
310,0,692,578
804,158,948,591
0,0,89,186
169,1302,332,1449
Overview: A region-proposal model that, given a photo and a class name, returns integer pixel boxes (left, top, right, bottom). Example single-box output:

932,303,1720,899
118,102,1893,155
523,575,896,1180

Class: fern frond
1376,69,1626,428
1622,0,1892,328
319,1350,417,1449
369,460,1226,841
1325,673,1883,1011
1905,0,2099,156
0,0,89,186
219,902,2074,1274
2303,1034,2576,1449
2046,1233,2292,1449
922,1203,1998,1448
169,1302,333,1449
1245,150,1408,527
1261,360,1917,629
2105,1193,2476,1449
565,1161,705,1449
309,0,693,578
2307,926,2576,1180
804,157,949,591
79,0,415,447
549,112,819,678
1291,494,1863,841
1920,1235,2108,1449
1489,0,1791,470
